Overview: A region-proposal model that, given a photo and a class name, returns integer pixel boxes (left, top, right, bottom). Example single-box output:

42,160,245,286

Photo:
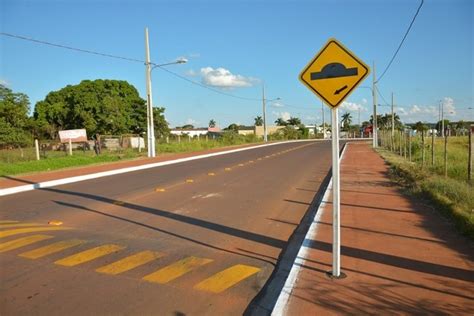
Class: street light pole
322,101,325,139
372,62,378,148
262,84,267,142
145,27,155,158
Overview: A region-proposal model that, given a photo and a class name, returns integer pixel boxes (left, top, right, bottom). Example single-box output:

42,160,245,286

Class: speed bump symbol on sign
299,38,370,108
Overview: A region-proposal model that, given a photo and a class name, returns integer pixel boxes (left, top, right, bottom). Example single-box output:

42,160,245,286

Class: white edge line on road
271,142,351,316
0,139,324,197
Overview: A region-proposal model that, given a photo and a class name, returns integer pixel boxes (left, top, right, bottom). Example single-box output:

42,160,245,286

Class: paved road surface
0,140,333,315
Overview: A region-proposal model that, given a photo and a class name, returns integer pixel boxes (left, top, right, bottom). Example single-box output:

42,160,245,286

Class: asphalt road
0,140,334,315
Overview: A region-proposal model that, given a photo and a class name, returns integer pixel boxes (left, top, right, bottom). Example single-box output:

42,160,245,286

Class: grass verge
0,135,263,177
378,148,474,240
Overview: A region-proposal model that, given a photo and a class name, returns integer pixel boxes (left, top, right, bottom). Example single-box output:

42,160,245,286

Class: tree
0,84,32,147
341,112,352,131
225,123,239,132
33,79,162,139
413,121,428,133
208,119,216,128
254,116,263,126
179,124,194,129
287,117,301,126
275,118,287,126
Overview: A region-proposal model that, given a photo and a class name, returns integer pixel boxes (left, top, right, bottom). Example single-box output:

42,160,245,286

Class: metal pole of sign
331,107,341,277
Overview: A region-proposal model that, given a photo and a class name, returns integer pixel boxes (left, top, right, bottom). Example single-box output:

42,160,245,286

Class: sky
1,0,473,128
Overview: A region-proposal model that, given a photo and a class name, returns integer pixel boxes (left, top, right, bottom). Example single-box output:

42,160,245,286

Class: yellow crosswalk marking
96,251,164,275
0,223,44,229
0,235,53,253
20,239,86,259
0,221,19,224
143,256,213,284
194,264,260,293
55,244,124,267
0,227,71,239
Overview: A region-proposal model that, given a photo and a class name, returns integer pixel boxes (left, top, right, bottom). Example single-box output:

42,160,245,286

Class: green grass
0,135,263,177
378,148,474,240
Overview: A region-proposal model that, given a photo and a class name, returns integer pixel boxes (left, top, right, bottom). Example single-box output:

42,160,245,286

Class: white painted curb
271,142,351,316
0,139,324,197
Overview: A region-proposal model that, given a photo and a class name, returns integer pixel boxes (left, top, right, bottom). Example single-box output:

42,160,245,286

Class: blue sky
1,0,473,128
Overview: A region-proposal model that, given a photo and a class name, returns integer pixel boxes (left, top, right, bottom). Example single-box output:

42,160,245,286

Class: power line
375,86,390,106
153,66,261,101
0,31,261,102
376,0,424,83
0,32,145,64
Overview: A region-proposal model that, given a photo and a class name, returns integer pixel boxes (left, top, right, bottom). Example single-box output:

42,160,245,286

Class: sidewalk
279,142,474,315
0,143,262,190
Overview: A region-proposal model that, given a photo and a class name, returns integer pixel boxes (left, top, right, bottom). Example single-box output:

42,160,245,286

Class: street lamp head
176,57,188,64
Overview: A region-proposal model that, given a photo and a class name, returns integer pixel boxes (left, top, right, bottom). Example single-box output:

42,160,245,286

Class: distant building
170,127,222,138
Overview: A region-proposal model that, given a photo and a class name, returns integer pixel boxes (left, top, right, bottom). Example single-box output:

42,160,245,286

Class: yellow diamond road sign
300,38,370,108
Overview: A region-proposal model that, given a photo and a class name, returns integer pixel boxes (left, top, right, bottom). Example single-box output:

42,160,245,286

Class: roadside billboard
58,129,88,143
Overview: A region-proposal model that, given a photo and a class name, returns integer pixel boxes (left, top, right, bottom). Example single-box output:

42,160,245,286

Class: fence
378,129,473,184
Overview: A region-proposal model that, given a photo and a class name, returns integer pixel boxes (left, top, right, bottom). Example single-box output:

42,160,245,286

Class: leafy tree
179,124,194,129
225,123,239,132
0,84,32,147
254,116,263,126
208,119,216,128
33,79,162,139
413,121,428,133
275,118,287,126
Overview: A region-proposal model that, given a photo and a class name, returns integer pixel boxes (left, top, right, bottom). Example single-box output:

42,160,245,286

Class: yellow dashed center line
0,220,19,224
0,223,45,229
155,188,166,192
207,172,216,176
194,264,261,293
225,168,231,171
0,227,71,239
143,256,213,284
55,244,125,267
20,239,86,259
96,250,164,275
185,179,194,183
0,235,53,253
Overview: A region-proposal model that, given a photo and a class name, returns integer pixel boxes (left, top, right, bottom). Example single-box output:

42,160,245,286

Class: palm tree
287,117,301,126
208,119,216,128
341,112,352,131
275,118,287,126
254,116,263,126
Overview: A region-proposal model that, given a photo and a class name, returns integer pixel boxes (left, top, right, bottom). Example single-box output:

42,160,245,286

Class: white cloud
200,67,257,88
362,98,368,104
185,118,198,125
341,101,365,112
270,101,284,108
272,111,291,121
185,69,198,77
442,97,456,116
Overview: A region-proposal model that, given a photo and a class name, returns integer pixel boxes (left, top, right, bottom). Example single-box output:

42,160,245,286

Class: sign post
299,38,370,278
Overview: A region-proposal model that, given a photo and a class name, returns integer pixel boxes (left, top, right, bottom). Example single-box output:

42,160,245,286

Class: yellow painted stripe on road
0,220,19,224
113,201,125,206
225,168,231,171
0,227,71,239
96,251,164,275
0,223,44,229
185,179,194,183
0,235,53,253
194,264,260,293
238,164,244,167
55,244,124,266
143,256,213,284
207,172,216,176
155,188,166,192
20,239,86,259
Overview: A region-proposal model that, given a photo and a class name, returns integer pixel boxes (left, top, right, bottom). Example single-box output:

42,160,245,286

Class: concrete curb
0,139,324,197
271,142,351,316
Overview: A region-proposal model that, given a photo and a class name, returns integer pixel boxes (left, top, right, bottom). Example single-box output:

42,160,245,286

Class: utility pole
372,62,378,148
392,93,395,149
358,107,361,138
145,27,155,157
441,100,445,138
262,84,268,142
322,101,325,139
